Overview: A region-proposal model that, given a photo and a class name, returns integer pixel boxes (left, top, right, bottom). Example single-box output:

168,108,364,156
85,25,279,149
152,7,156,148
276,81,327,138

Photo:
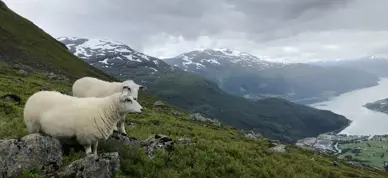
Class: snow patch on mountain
165,48,286,72
57,37,177,78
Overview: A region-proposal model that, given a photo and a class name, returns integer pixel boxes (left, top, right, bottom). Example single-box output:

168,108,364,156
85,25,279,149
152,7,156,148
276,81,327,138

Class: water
310,78,388,136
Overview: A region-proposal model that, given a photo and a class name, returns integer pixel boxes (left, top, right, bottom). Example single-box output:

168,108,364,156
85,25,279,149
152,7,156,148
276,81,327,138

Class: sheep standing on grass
32,91,143,155
72,76,147,135
23,91,83,134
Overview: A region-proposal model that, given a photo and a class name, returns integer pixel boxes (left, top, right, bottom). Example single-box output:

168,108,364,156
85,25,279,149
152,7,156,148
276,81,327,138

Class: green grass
1,0,388,177
338,141,388,168
1,67,388,178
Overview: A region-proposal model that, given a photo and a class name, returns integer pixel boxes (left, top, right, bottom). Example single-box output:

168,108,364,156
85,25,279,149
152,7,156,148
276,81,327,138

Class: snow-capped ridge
165,48,286,72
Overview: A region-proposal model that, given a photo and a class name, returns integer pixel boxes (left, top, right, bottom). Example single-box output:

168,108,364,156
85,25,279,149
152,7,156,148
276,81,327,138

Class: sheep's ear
139,85,147,91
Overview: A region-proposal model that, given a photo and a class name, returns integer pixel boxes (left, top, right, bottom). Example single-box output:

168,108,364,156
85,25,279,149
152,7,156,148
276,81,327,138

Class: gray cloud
3,0,388,62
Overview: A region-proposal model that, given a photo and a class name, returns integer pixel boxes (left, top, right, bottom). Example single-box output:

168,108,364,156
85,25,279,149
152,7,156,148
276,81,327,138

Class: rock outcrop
140,134,174,159
0,134,63,177
53,153,120,178
188,113,221,126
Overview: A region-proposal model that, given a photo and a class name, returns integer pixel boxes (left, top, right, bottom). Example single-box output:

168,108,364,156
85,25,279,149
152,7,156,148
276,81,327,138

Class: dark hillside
0,1,114,81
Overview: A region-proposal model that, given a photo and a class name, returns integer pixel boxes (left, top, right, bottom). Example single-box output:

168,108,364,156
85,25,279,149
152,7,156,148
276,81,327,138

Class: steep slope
309,57,388,77
58,37,351,143
1,1,388,177
0,2,114,81
165,50,379,104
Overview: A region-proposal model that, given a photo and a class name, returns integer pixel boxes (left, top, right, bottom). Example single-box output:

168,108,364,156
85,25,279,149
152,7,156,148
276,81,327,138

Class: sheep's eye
123,86,131,91
125,99,132,103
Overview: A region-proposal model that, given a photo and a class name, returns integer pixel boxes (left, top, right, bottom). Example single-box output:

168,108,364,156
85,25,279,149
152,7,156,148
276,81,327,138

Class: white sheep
72,76,147,135
37,90,143,155
23,91,83,134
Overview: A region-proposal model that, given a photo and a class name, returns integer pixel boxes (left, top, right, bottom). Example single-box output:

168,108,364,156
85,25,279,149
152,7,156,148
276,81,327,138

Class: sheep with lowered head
72,76,147,135
38,90,143,155
23,90,84,134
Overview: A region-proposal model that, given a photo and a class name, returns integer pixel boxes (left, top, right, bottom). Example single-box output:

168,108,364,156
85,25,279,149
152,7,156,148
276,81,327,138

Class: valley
57,37,351,143
164,49,379,104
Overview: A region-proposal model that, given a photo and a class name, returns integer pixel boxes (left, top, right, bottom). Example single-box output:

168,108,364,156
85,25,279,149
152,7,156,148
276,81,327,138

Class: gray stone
107,131,140,148
15,78,24,83
153,101,167,108
244,131,263,140
0,134,63,177
269,144,287,153
140,134,174,159
177,138,193,145
0,94,21,104
54,152,120,178
18,69,28,76
188,113,221,126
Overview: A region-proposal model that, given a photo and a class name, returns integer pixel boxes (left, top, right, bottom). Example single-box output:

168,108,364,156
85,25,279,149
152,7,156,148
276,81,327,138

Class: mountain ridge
58,36,351,143
2,1,388,177
165,49,379,104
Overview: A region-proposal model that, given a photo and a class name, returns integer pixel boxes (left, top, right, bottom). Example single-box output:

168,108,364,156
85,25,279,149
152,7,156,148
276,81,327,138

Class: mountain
2,1,388,177
59,37,350,143
309,57,388,77
57,37,176,83
164,50,379,104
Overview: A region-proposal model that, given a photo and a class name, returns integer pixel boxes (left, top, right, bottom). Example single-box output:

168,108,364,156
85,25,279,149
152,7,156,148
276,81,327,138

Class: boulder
0,94,21,104
177,138,193,145
108,131,140,148
0,134,62,177
15,78,24,83
269,144,287,153
140,134,174,159
243,131,263,140
153,101,167,108
188,113,221,126
54,152,120,178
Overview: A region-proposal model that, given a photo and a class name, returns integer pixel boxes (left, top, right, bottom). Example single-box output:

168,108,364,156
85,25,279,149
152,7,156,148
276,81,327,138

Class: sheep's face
118,93,143,114
121,80,147,101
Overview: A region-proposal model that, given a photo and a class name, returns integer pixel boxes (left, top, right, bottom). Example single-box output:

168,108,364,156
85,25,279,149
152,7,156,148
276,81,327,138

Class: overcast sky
3,0,388,63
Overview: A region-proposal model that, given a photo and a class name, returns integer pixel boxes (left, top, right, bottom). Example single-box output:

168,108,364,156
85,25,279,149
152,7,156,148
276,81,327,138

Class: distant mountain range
165,49,379,104
57,37,351,142
309,56,388,77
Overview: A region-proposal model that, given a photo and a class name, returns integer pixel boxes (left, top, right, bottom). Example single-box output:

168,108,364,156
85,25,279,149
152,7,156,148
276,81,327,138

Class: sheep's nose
140,108,143,112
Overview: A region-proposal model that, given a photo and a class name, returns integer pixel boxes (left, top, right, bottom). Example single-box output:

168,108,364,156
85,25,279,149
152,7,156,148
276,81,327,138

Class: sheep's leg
118,120,127,135
84,145,92,155
117,115,127,135
92,141,98,155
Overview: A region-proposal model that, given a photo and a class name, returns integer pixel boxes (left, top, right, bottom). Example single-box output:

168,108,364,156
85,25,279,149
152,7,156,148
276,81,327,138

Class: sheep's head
118,92,143,114
121,80,147,101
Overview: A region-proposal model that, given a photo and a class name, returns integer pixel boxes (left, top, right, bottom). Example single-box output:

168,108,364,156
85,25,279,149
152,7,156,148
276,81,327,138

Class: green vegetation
1,66,388,178
1,1,388,177
338,141,388,168
145,71,350,143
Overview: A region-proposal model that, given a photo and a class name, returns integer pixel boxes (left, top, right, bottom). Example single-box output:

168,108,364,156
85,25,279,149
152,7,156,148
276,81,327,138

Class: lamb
72,76,147,135
23,91,84,134
36,90,143,155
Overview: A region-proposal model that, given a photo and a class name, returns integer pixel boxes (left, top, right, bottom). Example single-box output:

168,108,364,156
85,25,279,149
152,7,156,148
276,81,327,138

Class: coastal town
296,133,388,169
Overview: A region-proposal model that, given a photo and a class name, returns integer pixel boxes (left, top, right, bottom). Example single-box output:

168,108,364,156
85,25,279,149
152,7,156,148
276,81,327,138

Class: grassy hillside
57,39,352,143
1,65,388,178
0,1,114,81
1,1,388,177
146,71,350,143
